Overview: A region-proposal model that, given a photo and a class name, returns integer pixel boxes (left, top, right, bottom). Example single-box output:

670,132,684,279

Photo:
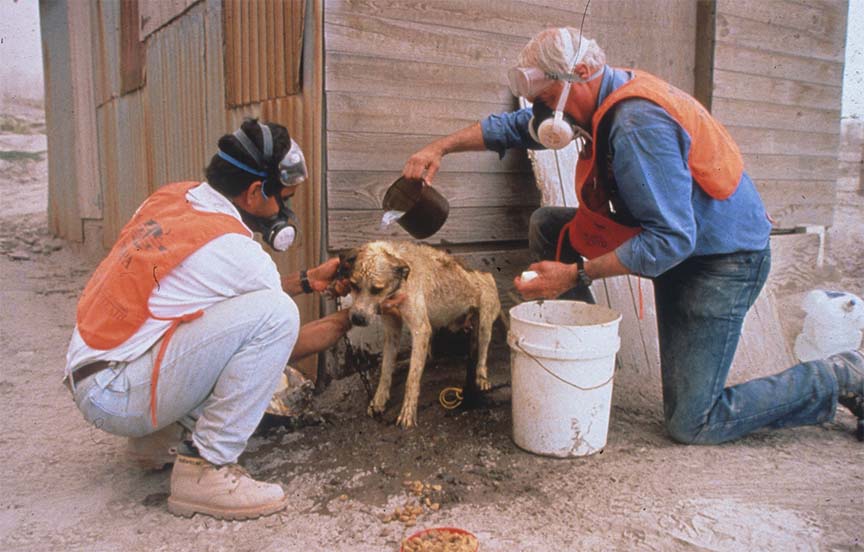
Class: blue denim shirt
481,67,771,277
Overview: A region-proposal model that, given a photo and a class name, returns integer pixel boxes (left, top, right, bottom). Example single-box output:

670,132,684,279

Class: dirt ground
1,103,862,552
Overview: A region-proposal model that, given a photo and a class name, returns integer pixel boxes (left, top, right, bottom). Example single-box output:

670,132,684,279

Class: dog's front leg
396,316,432,429
368,314,402,417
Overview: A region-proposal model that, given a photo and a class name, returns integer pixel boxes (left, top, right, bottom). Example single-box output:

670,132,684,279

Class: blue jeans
72,289,299,464
529,206,840,444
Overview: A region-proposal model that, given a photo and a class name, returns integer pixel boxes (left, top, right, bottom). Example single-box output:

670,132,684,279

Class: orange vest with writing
561,70,744,260
76,181,250,424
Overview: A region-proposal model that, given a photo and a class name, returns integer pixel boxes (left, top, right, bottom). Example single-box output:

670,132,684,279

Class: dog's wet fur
342,241,501,428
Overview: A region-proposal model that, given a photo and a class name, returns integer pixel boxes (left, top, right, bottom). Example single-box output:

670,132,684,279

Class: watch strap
300,269,313,294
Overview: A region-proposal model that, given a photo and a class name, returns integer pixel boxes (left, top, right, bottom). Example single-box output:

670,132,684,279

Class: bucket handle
510,336,614,391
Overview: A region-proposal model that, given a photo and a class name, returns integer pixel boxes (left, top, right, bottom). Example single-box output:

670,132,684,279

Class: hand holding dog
306,258,350,295
379,292,407,318
514,261,579,300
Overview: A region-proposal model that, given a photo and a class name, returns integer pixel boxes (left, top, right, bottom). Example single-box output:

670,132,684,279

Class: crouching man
64,119,350,520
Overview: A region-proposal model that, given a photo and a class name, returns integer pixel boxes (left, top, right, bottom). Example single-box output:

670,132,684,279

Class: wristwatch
575,256,592,288
299,269,314,294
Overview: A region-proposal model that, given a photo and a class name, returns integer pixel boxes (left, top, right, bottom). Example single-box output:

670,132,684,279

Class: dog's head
344,242,410,327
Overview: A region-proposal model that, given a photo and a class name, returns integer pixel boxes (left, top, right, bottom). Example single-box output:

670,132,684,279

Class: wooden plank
325,8,696,90
67,1,102,221
119,0,145,94
713,42,844,85
714,10,845,62
694,0,716,111
712,97,840,134
204,0,226,149
726,126,839,157
717,0,844,35
327,207,535,249
326,0,589,38
742,153,838,182
761,183,838,228
324,12,525,68
327,131,531,173
92,0,122,106
327,171,539,210
713,69,842,111
326,92,513,135
41,0,83,240
325,53,512,103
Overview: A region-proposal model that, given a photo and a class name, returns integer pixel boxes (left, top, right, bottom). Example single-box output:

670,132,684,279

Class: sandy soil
0,105,862,552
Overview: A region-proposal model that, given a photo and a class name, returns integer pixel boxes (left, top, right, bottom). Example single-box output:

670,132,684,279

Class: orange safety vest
76,181,250,425
558,70,744,261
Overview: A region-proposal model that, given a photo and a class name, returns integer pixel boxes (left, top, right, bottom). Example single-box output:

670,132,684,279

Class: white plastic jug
794,290,864,362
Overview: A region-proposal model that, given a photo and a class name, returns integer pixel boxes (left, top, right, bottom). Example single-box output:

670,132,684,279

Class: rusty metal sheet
144,2,209,187
224,0,305,107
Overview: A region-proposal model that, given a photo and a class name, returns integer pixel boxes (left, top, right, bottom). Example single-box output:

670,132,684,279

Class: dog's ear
394,262,410,282
383,250,410,282
337,248,359,277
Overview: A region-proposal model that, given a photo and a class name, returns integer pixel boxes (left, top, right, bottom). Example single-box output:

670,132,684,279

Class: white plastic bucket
508,300,622,457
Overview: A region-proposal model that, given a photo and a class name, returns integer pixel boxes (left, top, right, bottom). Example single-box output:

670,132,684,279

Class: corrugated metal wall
223,0,306,106
323,0,698,303
81,0,323,378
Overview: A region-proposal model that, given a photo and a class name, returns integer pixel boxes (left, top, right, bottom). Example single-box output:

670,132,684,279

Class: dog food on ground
401,529,478,552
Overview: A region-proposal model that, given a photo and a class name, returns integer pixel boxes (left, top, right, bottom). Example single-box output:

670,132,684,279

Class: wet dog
342,241,501,428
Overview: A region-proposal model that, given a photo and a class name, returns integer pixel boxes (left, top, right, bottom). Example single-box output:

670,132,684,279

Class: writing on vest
563,69,744,260
76,181,251,425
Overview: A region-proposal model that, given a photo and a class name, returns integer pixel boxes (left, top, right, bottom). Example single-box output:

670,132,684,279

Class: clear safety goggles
507,29,601,98
507,64,605,99
220,123,308,194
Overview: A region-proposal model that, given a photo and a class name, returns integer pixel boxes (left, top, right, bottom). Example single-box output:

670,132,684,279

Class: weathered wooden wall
700,0,848,227
323,0,698,304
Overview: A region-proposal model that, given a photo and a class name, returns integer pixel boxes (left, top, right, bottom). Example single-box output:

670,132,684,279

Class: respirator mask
507,28,603,150
217,122,308,251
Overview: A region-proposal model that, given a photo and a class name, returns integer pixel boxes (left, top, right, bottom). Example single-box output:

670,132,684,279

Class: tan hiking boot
167,453,287,520
126,423,183,470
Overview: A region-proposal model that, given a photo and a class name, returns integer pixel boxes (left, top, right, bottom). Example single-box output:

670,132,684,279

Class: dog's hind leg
474,289,500,392
396,315,432,429
368,314,402,417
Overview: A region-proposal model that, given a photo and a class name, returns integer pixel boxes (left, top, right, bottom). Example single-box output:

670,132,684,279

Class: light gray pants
73,289,299,465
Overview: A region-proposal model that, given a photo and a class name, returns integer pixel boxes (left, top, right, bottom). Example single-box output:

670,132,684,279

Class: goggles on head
217,123,308,196
507,29,600,99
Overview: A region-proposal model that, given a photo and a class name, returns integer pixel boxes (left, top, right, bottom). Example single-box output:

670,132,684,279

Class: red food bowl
400,527,479,552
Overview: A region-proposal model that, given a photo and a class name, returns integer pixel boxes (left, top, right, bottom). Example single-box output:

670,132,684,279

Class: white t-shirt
65,182,285,375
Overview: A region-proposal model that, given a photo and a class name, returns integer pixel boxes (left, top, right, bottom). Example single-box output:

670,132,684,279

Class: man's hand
402,144,445,184
513,261,578,300
380,293,407,318
308,258,347,294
